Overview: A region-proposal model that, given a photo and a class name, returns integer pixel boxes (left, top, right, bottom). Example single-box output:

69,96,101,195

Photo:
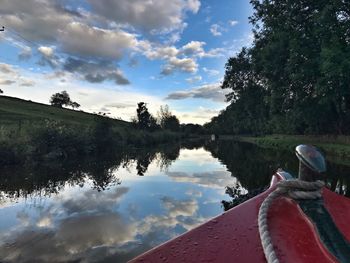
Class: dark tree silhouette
70,101,80,109
163,115,180,131
157,105,180,132
50,91,71,107
50,90,80,109
181,124,205,135
206,0,350,135
136,102,158,130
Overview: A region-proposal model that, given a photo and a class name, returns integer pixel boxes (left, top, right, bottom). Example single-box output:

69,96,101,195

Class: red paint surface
130,174,350,262
324,189,350,243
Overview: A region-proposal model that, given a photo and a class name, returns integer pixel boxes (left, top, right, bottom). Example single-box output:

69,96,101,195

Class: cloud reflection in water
0,147,233,262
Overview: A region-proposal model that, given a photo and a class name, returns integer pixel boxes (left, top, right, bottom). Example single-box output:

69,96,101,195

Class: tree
50,90,80,109
50,91,71,107
136,102,159,131
163,115,180,131
70,101,80,110
220,48,268,135
249,0,350,134
157,105,180,131
181,123,205,135
207,0,350,135
157,105,172,127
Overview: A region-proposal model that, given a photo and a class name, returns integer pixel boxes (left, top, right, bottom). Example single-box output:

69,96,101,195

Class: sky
0,0,253,124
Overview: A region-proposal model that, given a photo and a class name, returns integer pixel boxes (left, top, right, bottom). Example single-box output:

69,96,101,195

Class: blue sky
0,0,253,124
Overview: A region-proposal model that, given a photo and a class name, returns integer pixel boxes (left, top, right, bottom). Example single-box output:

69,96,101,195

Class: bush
0,117,182,165
29,120,90,159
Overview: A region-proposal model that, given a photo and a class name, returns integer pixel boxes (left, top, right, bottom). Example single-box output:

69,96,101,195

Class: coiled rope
258,179,325,263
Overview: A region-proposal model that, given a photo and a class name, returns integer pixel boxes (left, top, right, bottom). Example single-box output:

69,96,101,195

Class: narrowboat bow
130,145,350,263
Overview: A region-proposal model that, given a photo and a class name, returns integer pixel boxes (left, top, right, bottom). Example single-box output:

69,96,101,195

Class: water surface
0,140,349,262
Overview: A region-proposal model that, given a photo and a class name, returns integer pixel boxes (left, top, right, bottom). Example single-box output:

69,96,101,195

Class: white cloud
18,47,32,60
38,46,54,57
0,0,240,120
137,196,203,236
104,102,135,109
178,107,222,124
0,63,36,87
165,22,189,44
165,83,227,102
0,63,17,74
0,79,16,85
181,41,206,56
186,0,201,13
63,57,130,85
37,46,60,68
180,41,224,58
186,189,202,197
36,216,52,228
203,47,225,58
19,78,35,87
143,45,179,60
88,0,200,33
167,170,233,188
161,57,198,75
203,67,220,76
0,176,210,262
60,22,138,60
229,20,239,26
0,0,74,42
1,1,140,62
139,40,222,75
0,0,203,83
210,24,223,36
161,197,198,218
0,0,229,85
186,75,202,83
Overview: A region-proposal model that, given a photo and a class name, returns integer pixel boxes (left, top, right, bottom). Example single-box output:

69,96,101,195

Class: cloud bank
165,83,228,102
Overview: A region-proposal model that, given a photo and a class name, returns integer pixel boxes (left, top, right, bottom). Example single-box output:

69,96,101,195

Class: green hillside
0,96,130,127
0,96,182,165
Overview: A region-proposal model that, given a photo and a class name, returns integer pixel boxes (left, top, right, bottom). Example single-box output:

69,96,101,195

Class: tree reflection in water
204,140,350,209
0,143,183,201
0,139,350,263
0,139,349,205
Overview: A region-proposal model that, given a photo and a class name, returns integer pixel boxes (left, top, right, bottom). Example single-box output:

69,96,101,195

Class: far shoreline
230,135,350,166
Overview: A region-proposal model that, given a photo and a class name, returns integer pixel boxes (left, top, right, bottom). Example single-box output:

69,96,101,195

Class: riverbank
0,120,182,166
0,96,183,165
237,135,350,165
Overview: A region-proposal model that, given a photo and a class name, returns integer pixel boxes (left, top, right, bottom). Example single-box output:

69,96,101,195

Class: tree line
49,91,194,133
133,103,180,132
133,102,206,134
205,0,350,135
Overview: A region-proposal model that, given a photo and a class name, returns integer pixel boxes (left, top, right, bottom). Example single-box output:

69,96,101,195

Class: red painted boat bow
130,172,350,262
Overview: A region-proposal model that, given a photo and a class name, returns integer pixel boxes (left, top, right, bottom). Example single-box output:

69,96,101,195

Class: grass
0,96,182,165
237,134,350,165
0,95,134,147
0,95,130,127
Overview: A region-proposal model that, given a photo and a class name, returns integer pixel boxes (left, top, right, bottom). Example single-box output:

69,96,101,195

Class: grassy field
0,95,130,127
237,135,350,165
0,96,182,165
0,95,133,141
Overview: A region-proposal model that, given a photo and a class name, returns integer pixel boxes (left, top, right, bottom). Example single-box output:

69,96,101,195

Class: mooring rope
258,179,325,263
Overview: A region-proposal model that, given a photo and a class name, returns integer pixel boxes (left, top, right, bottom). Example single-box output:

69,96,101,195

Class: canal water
0,140,349,262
